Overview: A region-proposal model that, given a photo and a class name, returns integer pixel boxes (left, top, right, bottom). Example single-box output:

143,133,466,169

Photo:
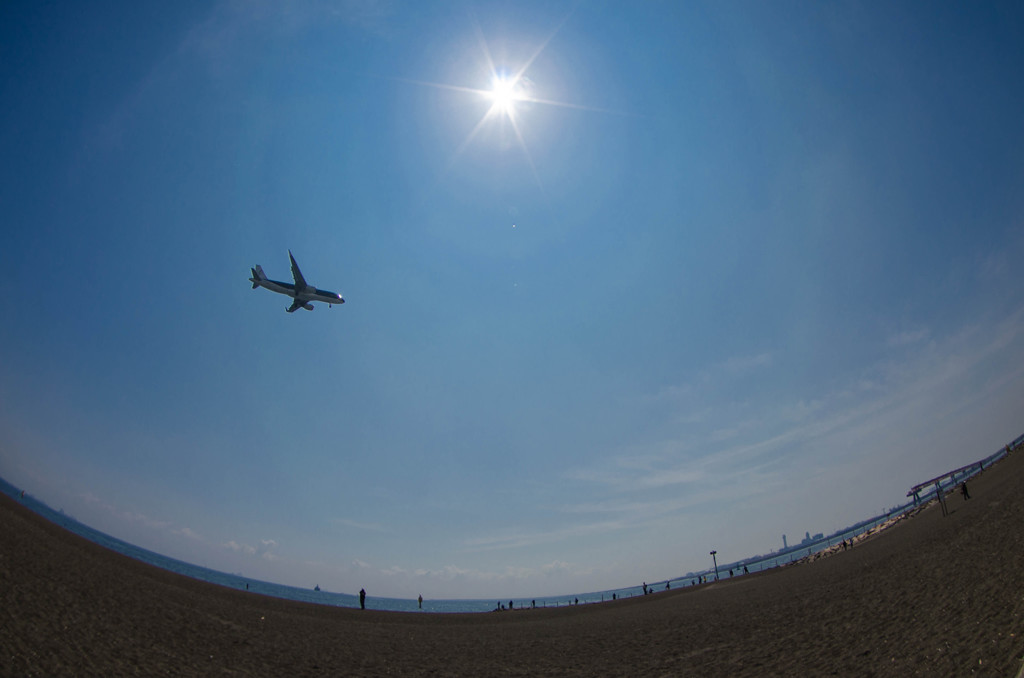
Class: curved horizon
0,444,991,607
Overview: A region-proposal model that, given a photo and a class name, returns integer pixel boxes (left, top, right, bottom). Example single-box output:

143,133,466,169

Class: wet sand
3,450,1024,677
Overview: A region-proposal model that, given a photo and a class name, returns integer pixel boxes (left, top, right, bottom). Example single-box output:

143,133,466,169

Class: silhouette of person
418,594,423,609
359,588,366,610
509,600,514,610
961,482,970,500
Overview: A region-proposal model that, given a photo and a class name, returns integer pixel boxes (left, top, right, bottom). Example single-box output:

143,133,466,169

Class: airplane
249,250,345,313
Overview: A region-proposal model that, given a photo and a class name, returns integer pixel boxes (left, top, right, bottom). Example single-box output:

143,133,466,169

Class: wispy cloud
456,469,788,553
172,526,202,540
568,465,704,492
223,538,279,560
641,350,775,407
85,0,394,153
393,559,594,585
78,492,172,531
562,308,1024,523
720,352,774,374
177,0,395,76
462,519,629,552
333,517,389,532
886,328,929,347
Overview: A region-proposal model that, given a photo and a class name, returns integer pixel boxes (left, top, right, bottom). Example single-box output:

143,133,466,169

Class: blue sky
2,0,1023,599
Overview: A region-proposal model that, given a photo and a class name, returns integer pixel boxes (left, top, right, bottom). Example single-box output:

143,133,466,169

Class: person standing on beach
418,594,423,609
961,482,970,500
359,588,366,610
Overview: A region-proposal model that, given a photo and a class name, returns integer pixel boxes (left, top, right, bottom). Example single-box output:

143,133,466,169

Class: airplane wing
288,250,308,289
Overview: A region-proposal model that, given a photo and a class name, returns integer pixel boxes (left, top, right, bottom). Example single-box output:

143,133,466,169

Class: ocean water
0,448,1003,613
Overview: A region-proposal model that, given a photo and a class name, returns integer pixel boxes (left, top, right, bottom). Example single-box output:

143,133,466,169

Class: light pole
710,550,719,581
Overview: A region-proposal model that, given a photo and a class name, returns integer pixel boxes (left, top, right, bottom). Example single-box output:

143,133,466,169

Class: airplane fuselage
256,280,339,303
249,251,344,312
254,278,343,306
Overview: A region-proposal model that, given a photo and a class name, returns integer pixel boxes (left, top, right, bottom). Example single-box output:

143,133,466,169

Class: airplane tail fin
250,264,267,289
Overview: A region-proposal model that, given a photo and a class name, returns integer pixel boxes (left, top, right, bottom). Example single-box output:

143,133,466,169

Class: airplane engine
303,303,314,311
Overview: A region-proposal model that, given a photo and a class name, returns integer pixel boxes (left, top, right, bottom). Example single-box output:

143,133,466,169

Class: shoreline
3,450,1024,675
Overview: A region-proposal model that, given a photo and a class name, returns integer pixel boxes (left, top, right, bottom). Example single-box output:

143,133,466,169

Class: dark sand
3,452,1024,677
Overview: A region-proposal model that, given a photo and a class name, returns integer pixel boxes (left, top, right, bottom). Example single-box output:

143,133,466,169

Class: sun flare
399,22,602,186
487,75,521,117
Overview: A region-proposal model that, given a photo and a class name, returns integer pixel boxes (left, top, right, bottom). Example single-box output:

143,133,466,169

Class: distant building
782,534,788,549
800,531,825,546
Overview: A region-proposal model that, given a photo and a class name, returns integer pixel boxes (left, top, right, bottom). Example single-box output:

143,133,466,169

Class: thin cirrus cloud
886,328,930,348
78,492,172,532
86,0,389,153
565,311,1024,508
399,560,592,585
333,517,390,532
223,538,279,560
462,519,629,552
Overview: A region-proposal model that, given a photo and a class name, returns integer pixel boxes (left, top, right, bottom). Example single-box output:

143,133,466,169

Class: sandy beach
3,451,1023,677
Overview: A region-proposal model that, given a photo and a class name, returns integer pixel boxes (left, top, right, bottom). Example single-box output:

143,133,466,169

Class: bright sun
488,75,520,117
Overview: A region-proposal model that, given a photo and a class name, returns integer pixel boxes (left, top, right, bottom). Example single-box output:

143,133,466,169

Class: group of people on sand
639,581,673,594
494,599,546,611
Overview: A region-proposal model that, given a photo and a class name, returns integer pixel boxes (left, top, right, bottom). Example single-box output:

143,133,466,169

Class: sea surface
1,446,1006,613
